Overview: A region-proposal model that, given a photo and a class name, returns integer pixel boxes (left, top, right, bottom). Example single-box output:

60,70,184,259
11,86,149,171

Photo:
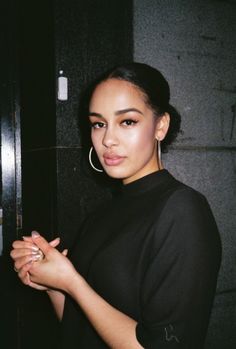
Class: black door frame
0,1,22,348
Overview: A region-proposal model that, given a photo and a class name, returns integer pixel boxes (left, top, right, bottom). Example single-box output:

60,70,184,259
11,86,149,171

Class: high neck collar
121,169,173,197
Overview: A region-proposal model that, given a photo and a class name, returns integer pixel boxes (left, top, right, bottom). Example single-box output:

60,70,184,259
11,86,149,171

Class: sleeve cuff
136,322,183,348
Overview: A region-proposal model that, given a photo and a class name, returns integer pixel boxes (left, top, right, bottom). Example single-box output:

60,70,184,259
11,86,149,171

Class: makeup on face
88,79,160,183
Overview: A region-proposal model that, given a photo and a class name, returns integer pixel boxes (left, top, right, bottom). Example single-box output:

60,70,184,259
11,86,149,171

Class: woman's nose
102,126,119,148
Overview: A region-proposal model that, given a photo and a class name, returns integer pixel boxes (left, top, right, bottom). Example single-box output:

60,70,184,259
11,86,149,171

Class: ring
37,249,44,261
14,267,19,273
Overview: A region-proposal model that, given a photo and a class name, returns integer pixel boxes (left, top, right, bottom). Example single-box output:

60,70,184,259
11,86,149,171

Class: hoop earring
157,140,162,169
89,147,103,173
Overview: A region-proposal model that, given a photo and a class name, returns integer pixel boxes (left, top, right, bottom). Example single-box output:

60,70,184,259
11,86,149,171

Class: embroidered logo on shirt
164,324,180,343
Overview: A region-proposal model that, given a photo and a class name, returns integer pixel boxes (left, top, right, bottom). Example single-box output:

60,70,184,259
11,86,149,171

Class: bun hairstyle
80,62,181,153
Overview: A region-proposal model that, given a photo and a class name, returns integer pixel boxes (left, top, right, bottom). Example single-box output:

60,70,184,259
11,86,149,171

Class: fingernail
32,254,42,261
32,250,40,255
38,250,44,257
31,246,39,251
31,231,40,238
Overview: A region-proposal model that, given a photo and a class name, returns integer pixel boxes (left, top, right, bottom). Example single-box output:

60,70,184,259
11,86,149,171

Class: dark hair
79,62,181,153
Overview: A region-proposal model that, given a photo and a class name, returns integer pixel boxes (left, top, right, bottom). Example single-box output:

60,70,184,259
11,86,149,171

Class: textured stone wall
133,1,236,347
54,0,133,248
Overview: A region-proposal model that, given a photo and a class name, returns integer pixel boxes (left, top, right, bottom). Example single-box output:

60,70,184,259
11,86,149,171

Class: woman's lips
103,154,125,166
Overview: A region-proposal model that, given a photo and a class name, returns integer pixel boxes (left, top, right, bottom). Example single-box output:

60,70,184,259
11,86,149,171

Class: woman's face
89,78,163,184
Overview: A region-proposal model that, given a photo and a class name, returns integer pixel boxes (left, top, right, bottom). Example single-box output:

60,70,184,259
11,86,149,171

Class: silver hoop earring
157,140,162,168
89,147,103,173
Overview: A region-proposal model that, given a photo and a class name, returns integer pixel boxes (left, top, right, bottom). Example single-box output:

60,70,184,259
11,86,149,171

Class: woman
11,63,221,348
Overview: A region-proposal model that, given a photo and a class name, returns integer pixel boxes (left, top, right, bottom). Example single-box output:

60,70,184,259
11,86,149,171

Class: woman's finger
18,264,32,285
10,248,39,260
14,253,42,270
12,240,39,250
22,236,33,242
62,249,68,256
28,280,49,291
11,236,61,271
24,235,61,248
49,237,60,248
31,231,52,255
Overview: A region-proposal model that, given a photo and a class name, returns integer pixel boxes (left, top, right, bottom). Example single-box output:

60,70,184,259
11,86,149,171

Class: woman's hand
10,234,67,291
16,233,143,347
26,231,76,292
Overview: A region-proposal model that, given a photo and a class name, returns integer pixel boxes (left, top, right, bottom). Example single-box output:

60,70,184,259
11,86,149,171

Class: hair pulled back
80,62,181,153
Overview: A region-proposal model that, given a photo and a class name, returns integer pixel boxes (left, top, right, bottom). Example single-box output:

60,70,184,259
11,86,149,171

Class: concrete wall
133,0,236,347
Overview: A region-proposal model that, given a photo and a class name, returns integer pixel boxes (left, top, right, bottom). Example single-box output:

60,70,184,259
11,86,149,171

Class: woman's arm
29,232,143,349
11,236,66,321
66,272,143,349
47,289,65,320
19,262,66,321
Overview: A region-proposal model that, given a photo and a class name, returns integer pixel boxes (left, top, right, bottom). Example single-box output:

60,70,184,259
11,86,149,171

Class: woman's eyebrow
88,112,102,117
115,108,143,116
88,108,143,118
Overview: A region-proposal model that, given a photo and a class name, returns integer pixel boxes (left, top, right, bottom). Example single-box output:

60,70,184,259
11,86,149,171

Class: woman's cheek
91,131,103,152
125,127,154,150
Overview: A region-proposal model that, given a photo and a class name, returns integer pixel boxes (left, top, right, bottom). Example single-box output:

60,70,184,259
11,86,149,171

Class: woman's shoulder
150,178,221,259
157,177,220,242
152,173,218,229
150,170,206,207
166,179,208,208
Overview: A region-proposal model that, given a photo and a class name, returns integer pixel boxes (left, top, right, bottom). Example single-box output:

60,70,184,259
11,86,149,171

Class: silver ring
37,250,44,261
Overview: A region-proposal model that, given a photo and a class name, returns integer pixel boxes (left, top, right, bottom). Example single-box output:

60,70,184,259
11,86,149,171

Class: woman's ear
155,113,170,141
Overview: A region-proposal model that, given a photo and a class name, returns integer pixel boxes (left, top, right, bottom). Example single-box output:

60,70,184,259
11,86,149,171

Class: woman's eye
121,119,138,126
91,122,106,129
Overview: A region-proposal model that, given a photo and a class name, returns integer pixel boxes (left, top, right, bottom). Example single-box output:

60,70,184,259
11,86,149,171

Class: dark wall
54,0,133,248
20,0,56,236
133,0,236,347
18,1,133,349
21,0,133,246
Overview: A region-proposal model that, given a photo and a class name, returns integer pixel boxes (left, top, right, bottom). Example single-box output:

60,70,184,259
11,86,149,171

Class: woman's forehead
89,79,147,110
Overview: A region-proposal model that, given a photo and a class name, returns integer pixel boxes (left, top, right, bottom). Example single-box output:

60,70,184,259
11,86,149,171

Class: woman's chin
103,166,128,180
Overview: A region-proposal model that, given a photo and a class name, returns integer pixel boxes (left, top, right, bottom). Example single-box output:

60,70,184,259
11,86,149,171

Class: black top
60,170,221,348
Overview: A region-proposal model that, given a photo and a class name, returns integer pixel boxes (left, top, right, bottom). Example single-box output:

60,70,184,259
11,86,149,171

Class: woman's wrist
65,269,86,296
